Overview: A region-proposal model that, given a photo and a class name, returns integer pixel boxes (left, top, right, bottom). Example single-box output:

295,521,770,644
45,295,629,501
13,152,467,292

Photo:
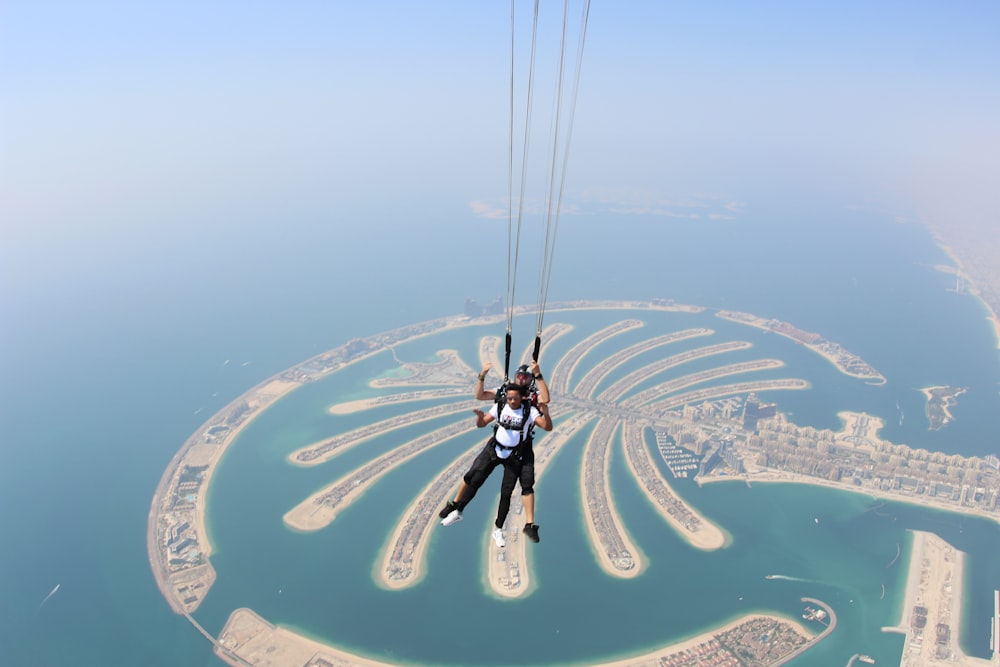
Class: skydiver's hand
473,408,490,427
529,360,541,376
481,362,492,375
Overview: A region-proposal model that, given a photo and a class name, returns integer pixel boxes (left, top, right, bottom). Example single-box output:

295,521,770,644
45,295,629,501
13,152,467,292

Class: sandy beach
327,387,468,415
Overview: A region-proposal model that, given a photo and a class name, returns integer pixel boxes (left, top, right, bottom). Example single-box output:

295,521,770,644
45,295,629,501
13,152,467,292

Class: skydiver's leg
519,444,536,519
523,494,535,525
519,444,540,542
439,481,469,518
452,483,469,503
495,459,520,530
454,442,500,510
441,442,497,524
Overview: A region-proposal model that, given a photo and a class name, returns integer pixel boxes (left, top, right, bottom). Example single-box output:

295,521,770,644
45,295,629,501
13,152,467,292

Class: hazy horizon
3,3,999,293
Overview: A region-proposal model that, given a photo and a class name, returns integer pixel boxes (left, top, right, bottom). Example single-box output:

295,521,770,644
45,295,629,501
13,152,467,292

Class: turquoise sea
1,200,999,666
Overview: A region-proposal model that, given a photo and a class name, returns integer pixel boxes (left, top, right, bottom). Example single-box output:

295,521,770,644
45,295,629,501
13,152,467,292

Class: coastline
928,238,1000,351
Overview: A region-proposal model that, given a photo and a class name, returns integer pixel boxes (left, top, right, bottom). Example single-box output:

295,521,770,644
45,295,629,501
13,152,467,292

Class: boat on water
859,655,875,664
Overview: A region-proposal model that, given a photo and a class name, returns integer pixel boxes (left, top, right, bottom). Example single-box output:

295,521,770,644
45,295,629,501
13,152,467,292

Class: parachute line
536,0,589,335
505,0,541,380
503,0,589,370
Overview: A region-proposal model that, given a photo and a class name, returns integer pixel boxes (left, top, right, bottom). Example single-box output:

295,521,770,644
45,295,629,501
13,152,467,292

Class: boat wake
765,574,809,582
39,583,60,608
886,542,901,568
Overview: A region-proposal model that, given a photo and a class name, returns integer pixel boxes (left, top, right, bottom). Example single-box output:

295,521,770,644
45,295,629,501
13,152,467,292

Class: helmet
514,364,532,387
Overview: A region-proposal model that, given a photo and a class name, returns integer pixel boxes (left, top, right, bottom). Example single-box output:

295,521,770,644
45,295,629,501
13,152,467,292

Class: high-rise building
742,393,760,431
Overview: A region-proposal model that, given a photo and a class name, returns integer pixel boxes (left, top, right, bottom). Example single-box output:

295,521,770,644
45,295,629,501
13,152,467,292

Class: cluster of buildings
163,466,207,567
585,418,636,571
654,616,811,667
151,448,222,612
637,432,707,531
663,394,1000,519
151,382,303,613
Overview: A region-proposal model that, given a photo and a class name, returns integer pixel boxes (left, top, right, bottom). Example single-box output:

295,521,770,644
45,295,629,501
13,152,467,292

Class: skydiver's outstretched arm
530,360,550,404
473,408,495,428
475,363,494,401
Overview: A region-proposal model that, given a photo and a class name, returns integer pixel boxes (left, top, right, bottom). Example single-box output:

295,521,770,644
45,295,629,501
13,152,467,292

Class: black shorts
463,439,521,489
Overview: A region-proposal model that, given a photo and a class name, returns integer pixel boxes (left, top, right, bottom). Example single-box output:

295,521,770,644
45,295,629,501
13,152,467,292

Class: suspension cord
505,0,540,380
536,0,590,338
504,0,516,381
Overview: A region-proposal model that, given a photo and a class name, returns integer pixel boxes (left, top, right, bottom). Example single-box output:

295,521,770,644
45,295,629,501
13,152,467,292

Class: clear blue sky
2,1,998,289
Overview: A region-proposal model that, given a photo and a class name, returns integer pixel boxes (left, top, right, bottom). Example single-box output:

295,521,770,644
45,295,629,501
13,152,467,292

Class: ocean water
1,202,998,666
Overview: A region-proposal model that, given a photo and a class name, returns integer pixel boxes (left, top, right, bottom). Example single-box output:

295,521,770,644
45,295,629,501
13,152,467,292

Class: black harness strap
491,399,534,451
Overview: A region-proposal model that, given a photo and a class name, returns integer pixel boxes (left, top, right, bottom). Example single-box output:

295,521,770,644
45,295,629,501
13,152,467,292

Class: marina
802,605,828,624
655,431,700,478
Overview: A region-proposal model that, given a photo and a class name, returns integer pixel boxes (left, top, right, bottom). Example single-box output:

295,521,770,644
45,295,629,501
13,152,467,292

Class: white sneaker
441,509,463,526
492,528,506,548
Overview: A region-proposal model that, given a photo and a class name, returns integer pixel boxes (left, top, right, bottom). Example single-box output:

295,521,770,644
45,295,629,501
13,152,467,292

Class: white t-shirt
489,402,541,459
